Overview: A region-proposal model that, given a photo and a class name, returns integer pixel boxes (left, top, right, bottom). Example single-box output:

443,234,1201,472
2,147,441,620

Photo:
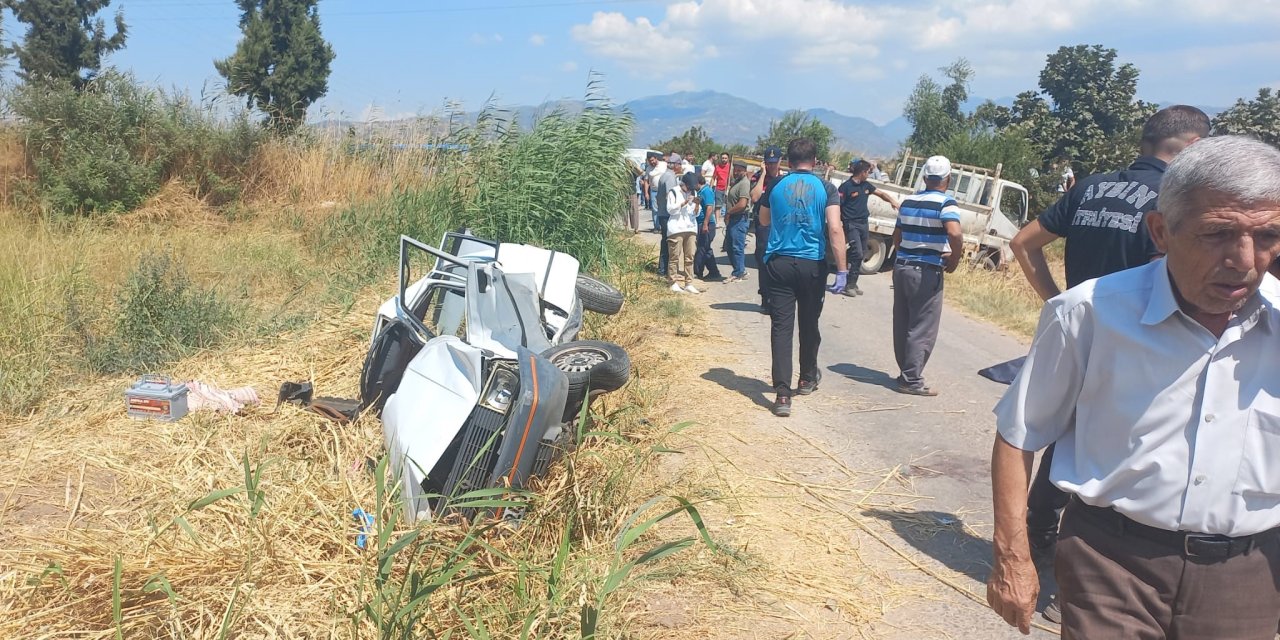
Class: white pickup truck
828,151,1030,273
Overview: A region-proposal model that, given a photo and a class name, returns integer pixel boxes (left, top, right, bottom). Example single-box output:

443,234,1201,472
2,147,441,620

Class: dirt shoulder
627,229,1060,639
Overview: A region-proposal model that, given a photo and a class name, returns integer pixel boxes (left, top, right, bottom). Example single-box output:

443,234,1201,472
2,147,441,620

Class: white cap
923,155,952,178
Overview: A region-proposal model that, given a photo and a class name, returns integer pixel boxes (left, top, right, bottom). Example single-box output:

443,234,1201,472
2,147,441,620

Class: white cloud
569,0,1271,73
560,61,579,73
529,33,546,46
667,79,696,92
469,33,504,45
570,11,696,71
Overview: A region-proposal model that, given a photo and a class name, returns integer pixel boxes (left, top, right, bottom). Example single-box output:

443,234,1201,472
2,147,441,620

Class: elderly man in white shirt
987,136,1280,639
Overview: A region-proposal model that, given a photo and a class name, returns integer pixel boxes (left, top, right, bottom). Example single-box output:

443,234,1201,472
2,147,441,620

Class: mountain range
323,91,1228,159
624,91,910,157
325,90,912,158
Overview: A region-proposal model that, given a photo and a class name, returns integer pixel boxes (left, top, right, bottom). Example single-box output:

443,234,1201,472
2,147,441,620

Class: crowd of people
636,104,1280,639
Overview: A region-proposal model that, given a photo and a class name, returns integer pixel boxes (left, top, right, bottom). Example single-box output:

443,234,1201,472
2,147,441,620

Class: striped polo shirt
895,190,961,267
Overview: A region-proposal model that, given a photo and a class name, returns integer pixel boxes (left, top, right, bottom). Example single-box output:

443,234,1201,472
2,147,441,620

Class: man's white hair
1159,136,1280,231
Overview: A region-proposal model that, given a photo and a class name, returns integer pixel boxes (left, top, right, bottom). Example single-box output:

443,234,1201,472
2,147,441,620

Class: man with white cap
890,155,962,396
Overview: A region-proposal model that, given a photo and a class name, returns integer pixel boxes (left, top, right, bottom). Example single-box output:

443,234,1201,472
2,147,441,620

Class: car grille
442,404,507,504
532,426,568,478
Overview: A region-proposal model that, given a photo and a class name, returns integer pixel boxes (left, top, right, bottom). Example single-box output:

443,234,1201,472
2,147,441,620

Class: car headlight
481,367,518,413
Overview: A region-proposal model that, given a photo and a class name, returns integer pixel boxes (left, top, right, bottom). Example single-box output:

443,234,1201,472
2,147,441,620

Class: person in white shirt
987,136,1280,638
701,152,716,185
665,173,702,294
1058,159,1076,193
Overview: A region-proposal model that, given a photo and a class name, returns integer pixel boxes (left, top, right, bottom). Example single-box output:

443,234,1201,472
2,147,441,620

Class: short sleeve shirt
1038,156,1165,288
726,175,752,216
697,184,717,225
713,163,730,190
762,170,839,262
837,179,876,224
654,170,678,217
895,190,962,267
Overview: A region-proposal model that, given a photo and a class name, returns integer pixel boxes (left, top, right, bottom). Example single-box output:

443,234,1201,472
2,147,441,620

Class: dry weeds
0,262,703,637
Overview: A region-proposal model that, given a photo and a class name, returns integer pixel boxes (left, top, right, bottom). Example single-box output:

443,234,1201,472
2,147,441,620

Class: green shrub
10,71,266,216
456,78,633,273
85,253,236,373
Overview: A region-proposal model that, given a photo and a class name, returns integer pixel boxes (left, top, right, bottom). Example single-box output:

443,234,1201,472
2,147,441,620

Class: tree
903,58,972,154
1213,88,1280,147
756,110,834,161
216,0,335,133
1011,44,1156,177
2,0,127,87
651,125,721,161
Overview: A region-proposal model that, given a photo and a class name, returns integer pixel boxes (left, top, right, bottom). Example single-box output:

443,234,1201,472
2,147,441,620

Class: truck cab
834,150,1030,273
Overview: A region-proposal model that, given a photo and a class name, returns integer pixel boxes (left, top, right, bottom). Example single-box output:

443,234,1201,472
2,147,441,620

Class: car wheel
542,341,631,419
575,274,624,315
861,235,890,275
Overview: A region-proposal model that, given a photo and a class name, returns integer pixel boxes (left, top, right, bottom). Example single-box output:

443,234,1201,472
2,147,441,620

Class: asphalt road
636,217,1060,638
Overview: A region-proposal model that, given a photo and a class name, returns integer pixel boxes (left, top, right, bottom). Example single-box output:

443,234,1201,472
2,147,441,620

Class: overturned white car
359,232,630,523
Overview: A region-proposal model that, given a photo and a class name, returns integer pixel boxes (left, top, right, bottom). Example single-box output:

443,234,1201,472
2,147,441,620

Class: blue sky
7,0,1280,125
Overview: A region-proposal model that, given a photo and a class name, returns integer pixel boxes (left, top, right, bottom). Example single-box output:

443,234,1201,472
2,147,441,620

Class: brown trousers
667,232,696,286
1055,499,1280,640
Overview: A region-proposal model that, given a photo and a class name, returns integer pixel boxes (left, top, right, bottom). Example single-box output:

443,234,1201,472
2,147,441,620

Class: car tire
575,274,624,315
542,341,631,419
861,235,890,275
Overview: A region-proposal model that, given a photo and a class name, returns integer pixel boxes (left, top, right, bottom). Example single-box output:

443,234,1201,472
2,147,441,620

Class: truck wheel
542,341,631,420
861,236,890,275
979,253,999,271
575,275,624,315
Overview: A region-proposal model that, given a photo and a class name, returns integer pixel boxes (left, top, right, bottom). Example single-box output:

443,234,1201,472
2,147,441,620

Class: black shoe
796,373,821,396
1042,595,1062,624
772,394,792,417
853,285,864,296
841,287,858,297
895,383,938,397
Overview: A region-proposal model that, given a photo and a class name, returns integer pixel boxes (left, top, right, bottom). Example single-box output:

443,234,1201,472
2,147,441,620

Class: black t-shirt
1038,156,1166,289
752,172,782,220
837,179,876,224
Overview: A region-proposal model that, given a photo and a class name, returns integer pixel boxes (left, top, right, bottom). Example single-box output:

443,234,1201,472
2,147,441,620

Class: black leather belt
1070,497,1278,561
894,258,943,271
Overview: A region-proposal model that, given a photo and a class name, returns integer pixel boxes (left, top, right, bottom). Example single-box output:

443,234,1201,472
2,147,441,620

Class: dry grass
0,197,334,413
245,136,437,210
0,251,710,637
945,241,1065,340
0,128,26,204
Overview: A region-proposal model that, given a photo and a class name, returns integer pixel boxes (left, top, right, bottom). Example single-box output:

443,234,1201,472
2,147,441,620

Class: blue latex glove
352,508,375,549
828,271,849,294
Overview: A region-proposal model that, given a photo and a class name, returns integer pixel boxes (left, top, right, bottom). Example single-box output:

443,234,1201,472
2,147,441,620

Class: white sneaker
683,284,701,294
670,283,684,293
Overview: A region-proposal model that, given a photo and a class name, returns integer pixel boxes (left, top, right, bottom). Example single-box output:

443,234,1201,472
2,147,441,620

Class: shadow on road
701,367,773,410
860,508,1058,612
828,362,899,391
710,302,765,313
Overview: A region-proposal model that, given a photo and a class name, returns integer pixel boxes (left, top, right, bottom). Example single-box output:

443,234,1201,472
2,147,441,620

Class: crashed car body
363,233,628,523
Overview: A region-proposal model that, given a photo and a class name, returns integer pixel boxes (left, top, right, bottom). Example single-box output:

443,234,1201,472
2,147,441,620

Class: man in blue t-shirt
758,138,847,417
891,155,963,397
693,174,723,280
